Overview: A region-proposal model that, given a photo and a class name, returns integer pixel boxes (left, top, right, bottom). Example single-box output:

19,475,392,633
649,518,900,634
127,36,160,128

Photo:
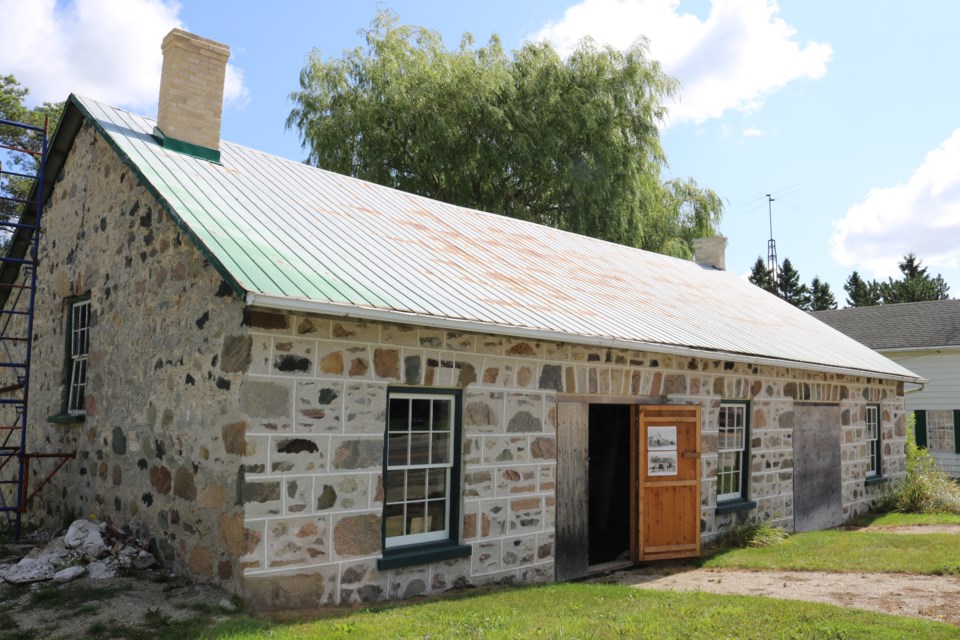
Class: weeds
715,521,787,549
875,415,960,515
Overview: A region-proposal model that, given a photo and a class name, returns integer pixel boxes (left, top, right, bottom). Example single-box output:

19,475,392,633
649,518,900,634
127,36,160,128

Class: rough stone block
333,513,381,559
344,383,387,434
464,391,503,434
272,436,327,473
266,516,329,567
331,437,383,470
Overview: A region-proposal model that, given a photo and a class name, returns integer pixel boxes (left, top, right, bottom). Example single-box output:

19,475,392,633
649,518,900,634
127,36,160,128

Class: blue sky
4,0,960,305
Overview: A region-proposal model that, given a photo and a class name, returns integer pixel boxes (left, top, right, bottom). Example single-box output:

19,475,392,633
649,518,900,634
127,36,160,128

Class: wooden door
555,400,588,581
637,405,701,561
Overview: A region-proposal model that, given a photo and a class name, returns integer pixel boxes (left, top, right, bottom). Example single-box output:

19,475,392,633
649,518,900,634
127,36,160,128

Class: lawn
193,582,959,640
191,518,960,639
703,521,960,575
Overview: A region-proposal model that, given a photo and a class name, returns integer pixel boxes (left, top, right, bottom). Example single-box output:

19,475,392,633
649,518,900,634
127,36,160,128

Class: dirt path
596,564,960,626
589,523,960,626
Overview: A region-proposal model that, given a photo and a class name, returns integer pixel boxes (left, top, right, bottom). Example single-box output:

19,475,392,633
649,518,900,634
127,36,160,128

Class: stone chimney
154,29,230,162
693,236,727,270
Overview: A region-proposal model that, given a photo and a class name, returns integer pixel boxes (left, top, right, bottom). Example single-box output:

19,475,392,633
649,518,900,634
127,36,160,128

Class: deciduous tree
287,11,723,256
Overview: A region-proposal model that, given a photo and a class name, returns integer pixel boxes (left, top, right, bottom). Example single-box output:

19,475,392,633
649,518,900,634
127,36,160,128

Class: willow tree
287,11,723,256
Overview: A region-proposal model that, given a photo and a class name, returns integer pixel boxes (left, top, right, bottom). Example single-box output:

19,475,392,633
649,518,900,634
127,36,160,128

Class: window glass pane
411,399,431,430
389,398,409,431
406,502,426,534
409,432,430,465
407,468,426,501
427,468,446,499
433,400,451,431
384,503,405,538
388,433,409,466
431,432,451,464
426,500,446,533
385,470,405,504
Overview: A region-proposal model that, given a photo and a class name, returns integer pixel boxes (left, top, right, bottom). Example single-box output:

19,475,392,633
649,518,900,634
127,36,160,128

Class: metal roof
57,95,920,381
813,300,960,351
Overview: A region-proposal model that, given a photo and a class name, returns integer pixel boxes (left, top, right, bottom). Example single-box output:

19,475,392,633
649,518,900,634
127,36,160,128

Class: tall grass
875,414,960,514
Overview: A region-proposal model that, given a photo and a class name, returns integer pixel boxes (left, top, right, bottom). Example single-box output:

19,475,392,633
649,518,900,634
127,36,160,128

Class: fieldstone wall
237,310,905,608
16,122,249,587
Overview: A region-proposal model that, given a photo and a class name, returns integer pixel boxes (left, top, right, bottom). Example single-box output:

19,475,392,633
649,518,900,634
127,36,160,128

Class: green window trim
716,399,751,505
715,498,757,515
953,410,960,454
866,404,881,478
59,293,91,417
915,410,927,448
47,412,86,424
379,386,470,570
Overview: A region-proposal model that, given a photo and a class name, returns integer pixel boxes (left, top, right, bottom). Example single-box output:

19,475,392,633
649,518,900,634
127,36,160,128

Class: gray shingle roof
812,299,960,350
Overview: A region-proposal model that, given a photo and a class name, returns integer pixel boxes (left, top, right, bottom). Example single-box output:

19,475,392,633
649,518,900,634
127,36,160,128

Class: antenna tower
766,194,778,287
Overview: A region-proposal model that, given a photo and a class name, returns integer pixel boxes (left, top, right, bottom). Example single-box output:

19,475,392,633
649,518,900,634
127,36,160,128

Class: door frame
555,396,701,579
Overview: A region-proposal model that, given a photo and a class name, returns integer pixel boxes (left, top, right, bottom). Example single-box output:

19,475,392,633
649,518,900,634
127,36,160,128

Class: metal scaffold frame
0,115,75,538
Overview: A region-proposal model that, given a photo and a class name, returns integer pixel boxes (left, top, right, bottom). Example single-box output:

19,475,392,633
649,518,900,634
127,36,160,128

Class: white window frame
866,404,880,477
383,391,457,549
67,299,91,415
717,401,747,502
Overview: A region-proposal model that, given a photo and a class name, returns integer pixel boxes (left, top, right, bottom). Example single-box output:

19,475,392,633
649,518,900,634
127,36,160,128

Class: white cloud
0,0,248,113
831,129,960,280
742,127,764,138
531,0,832,125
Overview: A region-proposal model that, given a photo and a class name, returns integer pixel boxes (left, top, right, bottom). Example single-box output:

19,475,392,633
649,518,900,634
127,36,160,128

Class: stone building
0,30,920,609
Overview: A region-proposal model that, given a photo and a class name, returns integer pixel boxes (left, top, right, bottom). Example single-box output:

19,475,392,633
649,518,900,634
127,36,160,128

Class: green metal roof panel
71,95,920,381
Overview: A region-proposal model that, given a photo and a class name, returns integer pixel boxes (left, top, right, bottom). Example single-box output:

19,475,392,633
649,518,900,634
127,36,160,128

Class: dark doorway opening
588,404,631,566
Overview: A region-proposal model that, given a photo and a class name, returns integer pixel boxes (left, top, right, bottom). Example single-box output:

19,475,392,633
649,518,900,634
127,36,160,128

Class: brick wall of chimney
156,29,230,153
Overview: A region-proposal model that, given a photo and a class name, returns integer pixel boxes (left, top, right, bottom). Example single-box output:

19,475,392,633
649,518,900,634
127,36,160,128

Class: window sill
47,412,85,424
865,475,889,487
715,499,757,515
378,540,471,570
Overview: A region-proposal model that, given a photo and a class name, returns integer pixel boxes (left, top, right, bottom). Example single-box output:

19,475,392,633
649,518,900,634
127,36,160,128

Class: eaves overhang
246,291,927,385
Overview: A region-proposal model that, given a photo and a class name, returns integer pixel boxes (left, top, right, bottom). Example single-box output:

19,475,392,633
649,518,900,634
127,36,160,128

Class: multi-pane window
865,405,881,477
717,402,748,502
383,391,459,548
926,410,954,452
67,299,91,415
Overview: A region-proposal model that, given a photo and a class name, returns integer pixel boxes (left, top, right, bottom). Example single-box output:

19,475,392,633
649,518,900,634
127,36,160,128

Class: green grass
704,528,960,574
191,583,958,640
848,512,960,527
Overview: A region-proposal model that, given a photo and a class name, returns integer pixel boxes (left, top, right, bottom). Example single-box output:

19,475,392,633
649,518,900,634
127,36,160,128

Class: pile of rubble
0,519,157,584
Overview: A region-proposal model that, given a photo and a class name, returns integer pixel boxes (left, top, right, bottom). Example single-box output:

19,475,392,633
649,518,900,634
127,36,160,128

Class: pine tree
880,253,950,303
777,258,811,309
748,257,776,294
809,277,837,311
843,271,882,307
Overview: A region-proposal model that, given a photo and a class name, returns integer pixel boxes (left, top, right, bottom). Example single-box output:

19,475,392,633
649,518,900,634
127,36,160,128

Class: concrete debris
218,597,238,612
0,519,157,585
53,565,86,583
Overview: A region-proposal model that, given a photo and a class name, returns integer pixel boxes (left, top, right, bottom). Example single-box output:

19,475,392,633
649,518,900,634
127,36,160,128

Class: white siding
883,348,960,477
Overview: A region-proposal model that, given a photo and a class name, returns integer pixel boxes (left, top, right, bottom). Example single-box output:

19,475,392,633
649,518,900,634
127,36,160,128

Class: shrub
875,414,960,514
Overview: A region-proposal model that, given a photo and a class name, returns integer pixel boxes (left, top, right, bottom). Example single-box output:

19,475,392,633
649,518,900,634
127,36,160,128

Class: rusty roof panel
74,96,919,380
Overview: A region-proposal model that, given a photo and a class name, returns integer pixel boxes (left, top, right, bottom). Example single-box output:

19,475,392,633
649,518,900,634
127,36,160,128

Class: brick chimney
693,236,727,270
153,29,230,162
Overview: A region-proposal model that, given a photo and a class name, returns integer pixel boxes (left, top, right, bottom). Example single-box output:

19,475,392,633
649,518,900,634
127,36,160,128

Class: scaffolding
0,114,74,538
